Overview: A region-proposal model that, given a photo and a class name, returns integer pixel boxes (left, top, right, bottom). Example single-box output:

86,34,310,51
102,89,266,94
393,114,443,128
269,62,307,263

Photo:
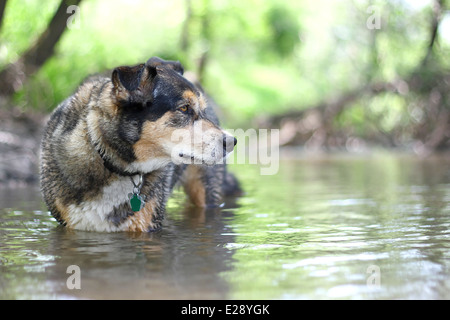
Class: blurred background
1,1,450,300
0,0,449,184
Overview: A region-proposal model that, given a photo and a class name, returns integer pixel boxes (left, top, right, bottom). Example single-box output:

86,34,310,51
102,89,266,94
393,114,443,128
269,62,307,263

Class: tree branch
0,0,82,97
180,0,192,53
421,0,444,66
0,0,7,33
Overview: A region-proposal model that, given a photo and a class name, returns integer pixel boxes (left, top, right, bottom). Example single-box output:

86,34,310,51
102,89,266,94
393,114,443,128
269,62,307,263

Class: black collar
96,147,141,177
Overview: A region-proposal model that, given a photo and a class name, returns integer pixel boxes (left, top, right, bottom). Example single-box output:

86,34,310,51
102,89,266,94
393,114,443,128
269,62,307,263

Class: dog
40,57,241,232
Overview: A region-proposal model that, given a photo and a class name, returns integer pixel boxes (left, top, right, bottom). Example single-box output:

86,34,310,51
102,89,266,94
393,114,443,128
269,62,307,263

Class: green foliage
1,0,449,135
0,0,60,66
266,5,300,58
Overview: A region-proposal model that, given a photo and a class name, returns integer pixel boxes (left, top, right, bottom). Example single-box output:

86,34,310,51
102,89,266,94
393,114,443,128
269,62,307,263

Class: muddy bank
0,108,48,187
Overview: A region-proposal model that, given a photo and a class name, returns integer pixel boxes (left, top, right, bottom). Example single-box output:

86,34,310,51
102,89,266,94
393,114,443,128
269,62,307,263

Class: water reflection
0,199,236,299
0,153,449,299
221,154,450,299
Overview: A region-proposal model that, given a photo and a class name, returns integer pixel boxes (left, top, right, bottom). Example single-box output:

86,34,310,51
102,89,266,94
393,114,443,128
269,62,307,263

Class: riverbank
0,108,48,187
1,107,449,188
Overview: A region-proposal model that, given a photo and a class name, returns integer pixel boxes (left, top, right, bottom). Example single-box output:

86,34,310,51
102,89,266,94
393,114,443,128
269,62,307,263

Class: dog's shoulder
46,75,112,133
74,74,111,106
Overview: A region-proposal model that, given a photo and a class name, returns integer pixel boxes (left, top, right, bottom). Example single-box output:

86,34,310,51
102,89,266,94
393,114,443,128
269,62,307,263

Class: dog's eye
178,105,189,113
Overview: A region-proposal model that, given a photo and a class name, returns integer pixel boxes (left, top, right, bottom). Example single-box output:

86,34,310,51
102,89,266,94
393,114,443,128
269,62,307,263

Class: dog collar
96,146,146,212
128,174,146,212
96,146,142,177
94,144,145,212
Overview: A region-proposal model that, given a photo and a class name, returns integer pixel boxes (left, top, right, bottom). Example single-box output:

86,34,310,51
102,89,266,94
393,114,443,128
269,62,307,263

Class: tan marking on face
182,90,196,101
191,119,223,144
182,89,207,112
133,103,224,166
182,165,206,207
198,118,219,131
133,113,177,162
197,92,207,111
126,199,158,232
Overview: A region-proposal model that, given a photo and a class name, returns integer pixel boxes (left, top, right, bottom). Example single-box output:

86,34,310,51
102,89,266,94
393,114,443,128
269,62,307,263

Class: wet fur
40,57,241,232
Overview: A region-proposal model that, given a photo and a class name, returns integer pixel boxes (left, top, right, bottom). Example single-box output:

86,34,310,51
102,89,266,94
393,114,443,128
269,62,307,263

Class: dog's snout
223,135,237,153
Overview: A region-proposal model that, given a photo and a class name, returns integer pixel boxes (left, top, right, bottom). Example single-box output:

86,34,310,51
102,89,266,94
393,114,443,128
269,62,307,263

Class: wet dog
40,57,240,232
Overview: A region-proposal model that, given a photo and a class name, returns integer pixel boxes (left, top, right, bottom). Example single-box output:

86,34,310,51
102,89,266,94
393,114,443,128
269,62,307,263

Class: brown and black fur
40,57,240,232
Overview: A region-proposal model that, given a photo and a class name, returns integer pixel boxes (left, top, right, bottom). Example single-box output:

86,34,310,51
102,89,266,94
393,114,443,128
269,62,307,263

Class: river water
0,153,449,299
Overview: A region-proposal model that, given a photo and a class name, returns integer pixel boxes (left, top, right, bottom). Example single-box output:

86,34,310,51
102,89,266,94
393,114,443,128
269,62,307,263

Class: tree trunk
0,0,7,33
180,0,192,53
421,0,444,67
0,0,82,97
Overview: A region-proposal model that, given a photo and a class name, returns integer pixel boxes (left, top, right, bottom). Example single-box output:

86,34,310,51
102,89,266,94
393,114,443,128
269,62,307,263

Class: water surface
1,153,449,299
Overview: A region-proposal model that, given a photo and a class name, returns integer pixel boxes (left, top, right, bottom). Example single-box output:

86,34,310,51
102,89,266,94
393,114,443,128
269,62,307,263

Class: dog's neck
96,147,141,176
95,142,171,179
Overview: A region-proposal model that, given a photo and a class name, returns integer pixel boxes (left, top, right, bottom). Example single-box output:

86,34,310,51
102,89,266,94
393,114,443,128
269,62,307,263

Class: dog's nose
223,135,237,153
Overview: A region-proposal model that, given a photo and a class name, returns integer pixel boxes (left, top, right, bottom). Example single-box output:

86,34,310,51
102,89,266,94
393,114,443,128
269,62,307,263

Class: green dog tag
128,175,145,212
129,193,144,212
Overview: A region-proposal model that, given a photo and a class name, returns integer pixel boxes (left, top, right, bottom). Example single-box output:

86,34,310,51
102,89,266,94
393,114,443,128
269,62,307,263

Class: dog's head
103,57,236,174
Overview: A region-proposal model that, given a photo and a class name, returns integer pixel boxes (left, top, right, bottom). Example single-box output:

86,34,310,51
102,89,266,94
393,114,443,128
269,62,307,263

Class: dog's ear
112,64,146,92
112,63,157,103
146,56,184,75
